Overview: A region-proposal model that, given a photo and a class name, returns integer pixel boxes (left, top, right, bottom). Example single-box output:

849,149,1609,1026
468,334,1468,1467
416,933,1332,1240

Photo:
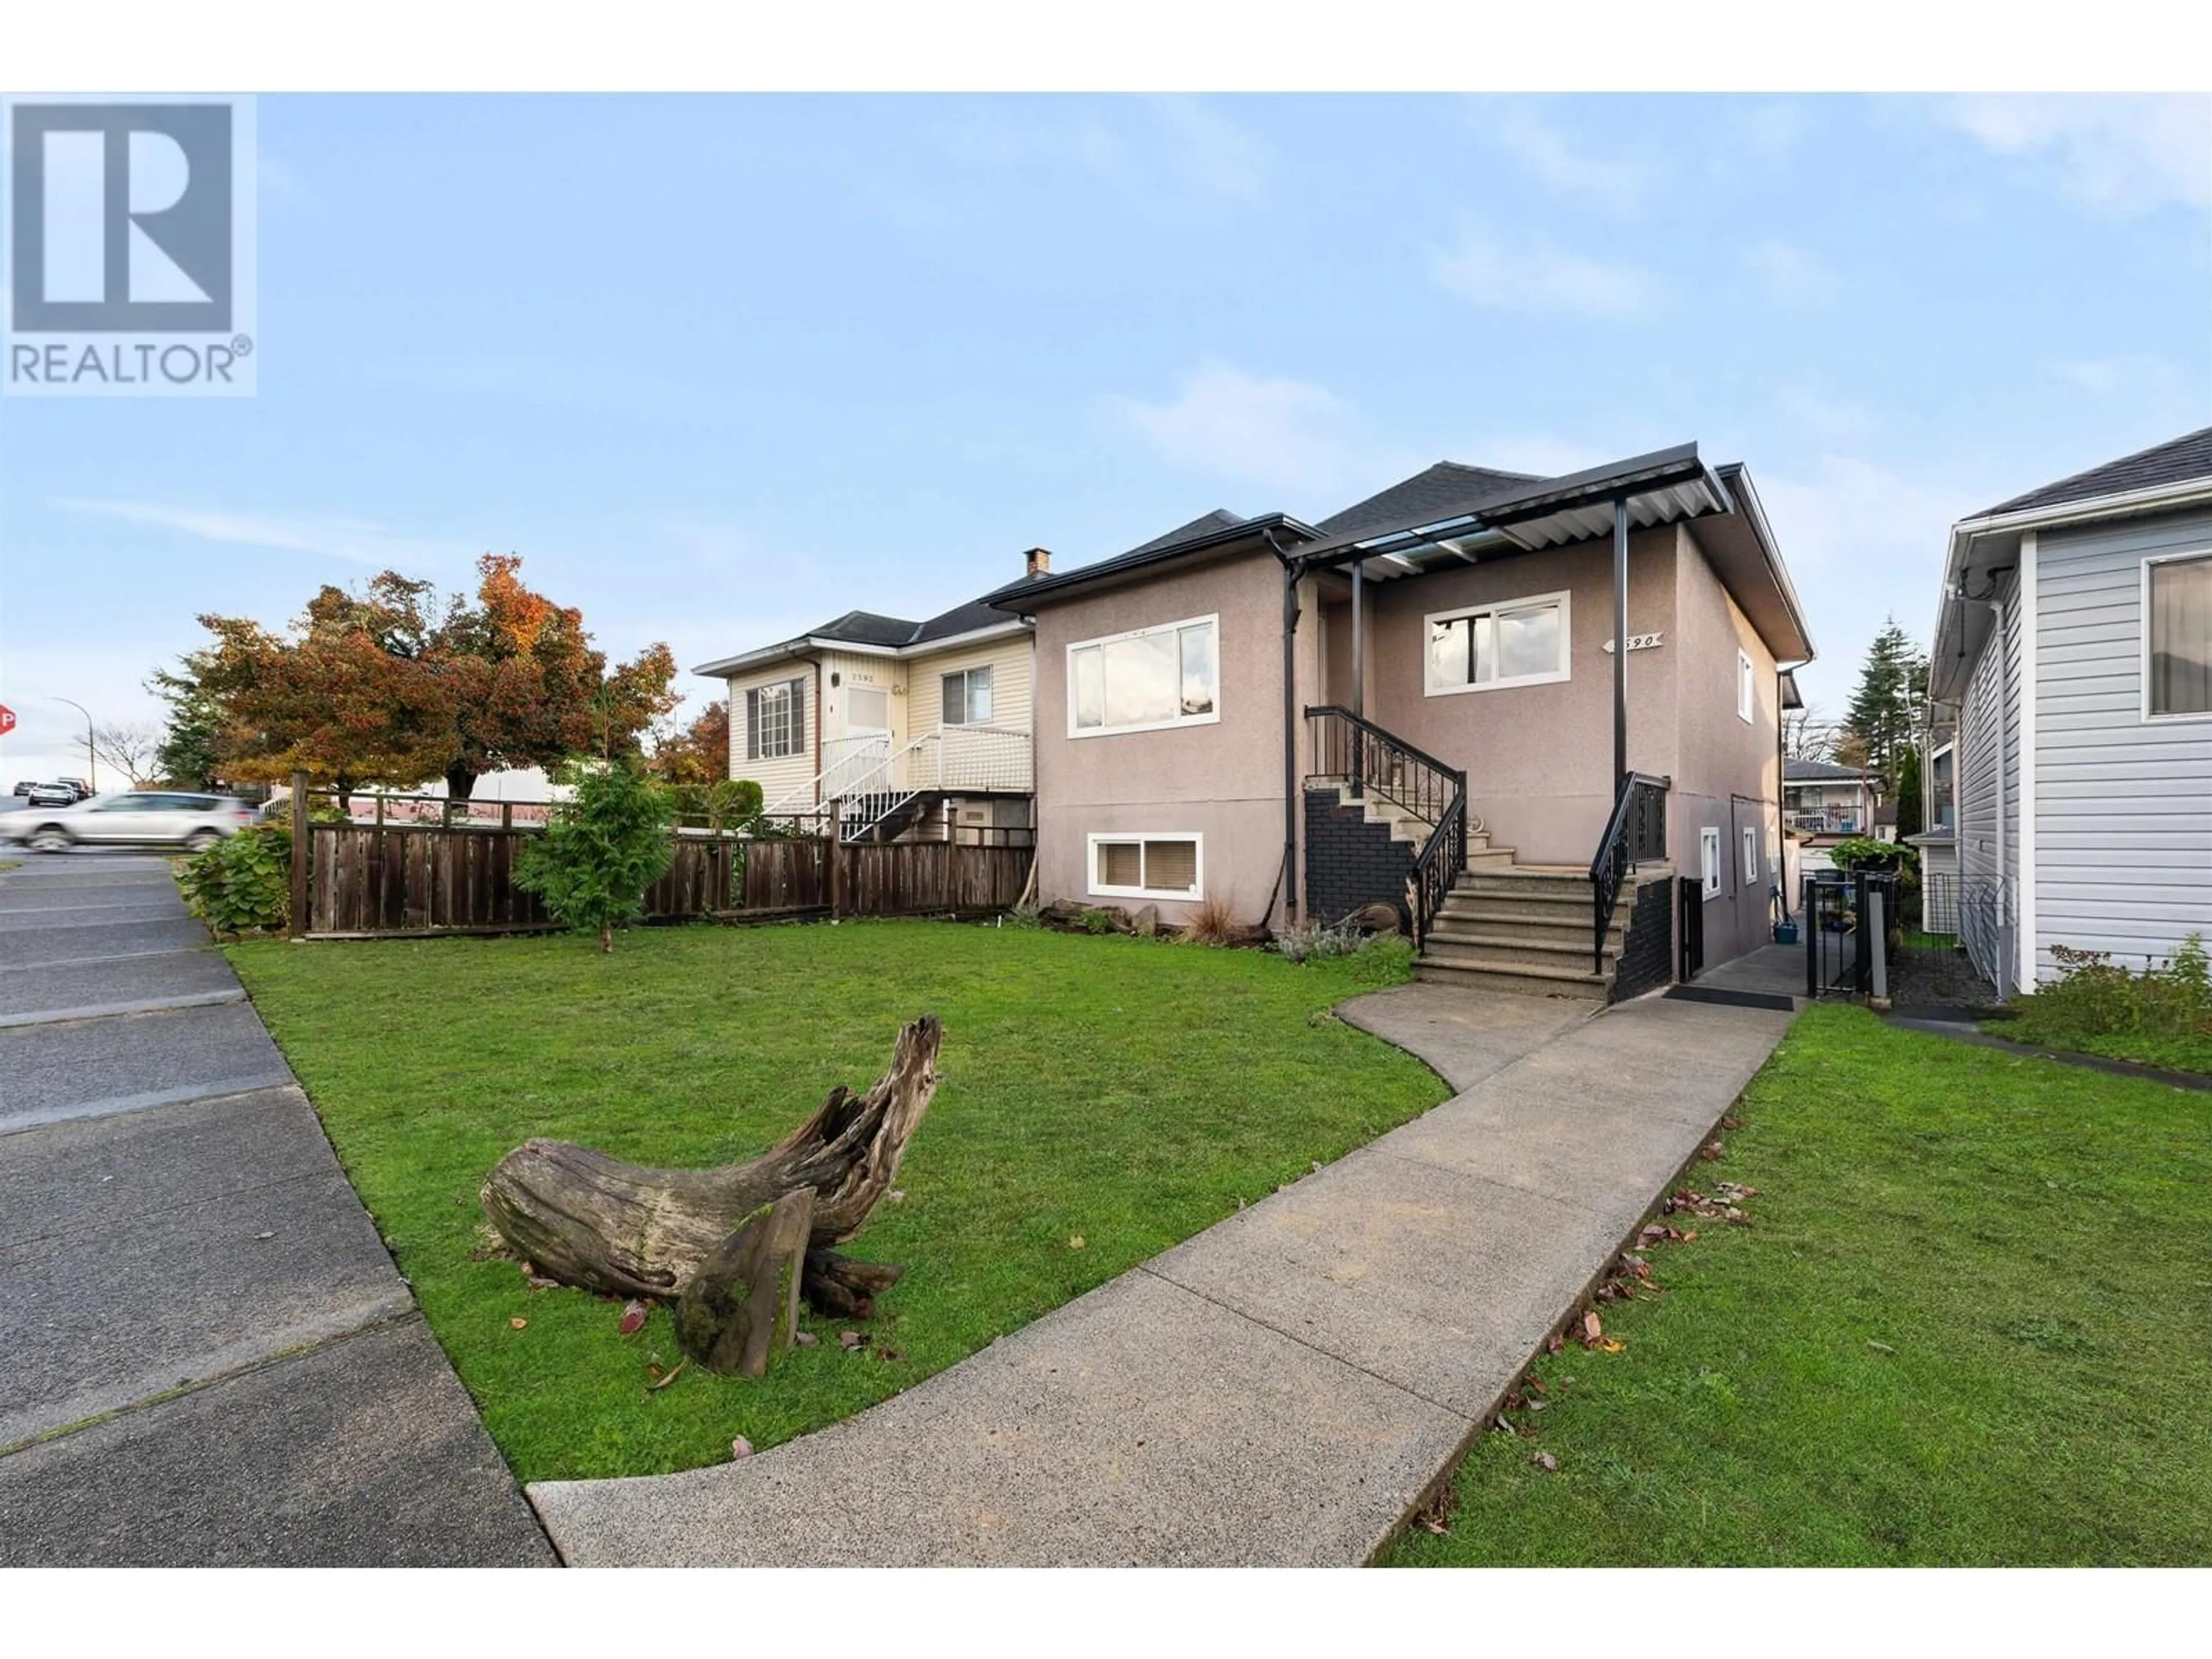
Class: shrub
1079,906,1116,935
2013,935,2212,1041
177,823,291,935
1003,898,1044,930
1271,921,1366,964
1181,895,1241,946
514,759,676,952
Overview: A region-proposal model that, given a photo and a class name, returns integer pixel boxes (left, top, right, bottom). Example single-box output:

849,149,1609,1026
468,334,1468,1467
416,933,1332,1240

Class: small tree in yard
514,760,675,952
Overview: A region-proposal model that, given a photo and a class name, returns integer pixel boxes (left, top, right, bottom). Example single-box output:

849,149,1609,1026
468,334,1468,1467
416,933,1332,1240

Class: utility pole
51,696,96,791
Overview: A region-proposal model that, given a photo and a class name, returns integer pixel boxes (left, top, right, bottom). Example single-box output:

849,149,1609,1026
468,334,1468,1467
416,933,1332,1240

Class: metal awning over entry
1289,443,1730,583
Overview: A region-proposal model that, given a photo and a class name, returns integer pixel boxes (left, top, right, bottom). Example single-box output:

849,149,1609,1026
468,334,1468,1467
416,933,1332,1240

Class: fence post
1869,887,1890,1009
502,802,513,832
288,770,310,939
828,802,844,919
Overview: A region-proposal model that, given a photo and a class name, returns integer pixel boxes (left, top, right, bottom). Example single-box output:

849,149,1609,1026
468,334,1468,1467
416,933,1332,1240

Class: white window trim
1086,831,1205,902
1743,824,1759,885
1699,825,1722,902
940,664,993,728
2141,547,2212,725
1422,589,1573,697
1737,649,1756,724
1066,613,1222,739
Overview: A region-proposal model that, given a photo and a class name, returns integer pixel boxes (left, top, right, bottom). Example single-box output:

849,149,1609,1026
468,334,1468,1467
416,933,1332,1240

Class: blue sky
2,92,2207,777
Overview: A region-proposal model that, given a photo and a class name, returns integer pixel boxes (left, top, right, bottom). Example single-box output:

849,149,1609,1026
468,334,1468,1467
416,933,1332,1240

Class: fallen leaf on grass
1581,1310,1603,1344
1599,1338,1626,1354
647,1360,687,1392
838,1330,865,1350
1699,1139,1725,1161
1529,1452,1559,1473
1067,1235,1086,1249
1866,1339,1896,1354
618,1300,647,1335
794,1330,819,1348
874,1346,906,1363
509,1317,528,1330
730,1435,753,1459
527,1275,559,1291
1721,1114,1742,1130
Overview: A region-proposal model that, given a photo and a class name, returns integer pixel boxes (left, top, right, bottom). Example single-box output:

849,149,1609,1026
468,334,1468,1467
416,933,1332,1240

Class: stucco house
983,442,1815,999
692,565,1041,843
1783,756,1878,836
1928,426,2212,994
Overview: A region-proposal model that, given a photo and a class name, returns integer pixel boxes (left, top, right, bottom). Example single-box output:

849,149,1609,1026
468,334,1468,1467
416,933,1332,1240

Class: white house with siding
692,556,1045,843
1929,427,2212,993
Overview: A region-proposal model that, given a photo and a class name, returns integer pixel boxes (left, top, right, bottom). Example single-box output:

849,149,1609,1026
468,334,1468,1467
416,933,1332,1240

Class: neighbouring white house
1928,425,2212,994
1782,756,1878,837
691,556,1044,843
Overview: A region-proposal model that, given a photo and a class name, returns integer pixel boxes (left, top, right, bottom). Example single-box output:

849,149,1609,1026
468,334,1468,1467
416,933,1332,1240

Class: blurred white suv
2,790,256,853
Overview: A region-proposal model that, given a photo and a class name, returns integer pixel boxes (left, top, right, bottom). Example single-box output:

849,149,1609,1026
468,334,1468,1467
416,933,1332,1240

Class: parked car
9,781,37,798
1,790,256,853
57,778,93,801
23,781,79,807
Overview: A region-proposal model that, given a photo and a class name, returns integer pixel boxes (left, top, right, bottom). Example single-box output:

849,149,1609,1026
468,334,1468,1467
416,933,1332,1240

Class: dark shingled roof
1785,757,1873,783
805,609,925,648
1122,509,1247,556
1978,426,2212,517
910,597,1007,644
1316,461,1541,541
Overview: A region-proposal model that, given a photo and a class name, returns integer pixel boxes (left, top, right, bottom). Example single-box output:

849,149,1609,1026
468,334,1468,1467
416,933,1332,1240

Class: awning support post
1613,498,1629,797
1350,559,1366,797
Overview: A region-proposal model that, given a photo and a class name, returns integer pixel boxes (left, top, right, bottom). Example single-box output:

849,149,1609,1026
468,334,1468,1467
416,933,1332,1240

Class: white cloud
1936,94,2212,213
1476,102,1652,216
1741,237,1841,305
940,97,1273,216
1110,362,1381,494
53,498,476,570
1430,223,1656,317
1724,101,1813,166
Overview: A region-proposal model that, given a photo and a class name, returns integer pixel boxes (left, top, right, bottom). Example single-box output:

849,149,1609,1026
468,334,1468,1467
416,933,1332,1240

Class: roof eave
983,513,1320,613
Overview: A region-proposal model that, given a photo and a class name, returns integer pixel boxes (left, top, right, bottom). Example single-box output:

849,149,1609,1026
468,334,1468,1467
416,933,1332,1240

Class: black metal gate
1802,869,1902,998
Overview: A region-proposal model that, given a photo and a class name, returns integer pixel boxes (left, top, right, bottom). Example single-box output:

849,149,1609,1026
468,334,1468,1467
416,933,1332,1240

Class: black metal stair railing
1588,771,1671,974
1305,706,1467,948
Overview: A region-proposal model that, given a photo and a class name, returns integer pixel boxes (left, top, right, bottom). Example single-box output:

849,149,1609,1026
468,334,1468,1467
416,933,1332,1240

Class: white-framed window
2144,551,2211,721
1737,649,1756,724
941,665,994,726
1700,825,1722,901
1086,832,1203,900
1743,824,1759,885
1068,615,1219,737
747,677,805,760
1423,590,1571,696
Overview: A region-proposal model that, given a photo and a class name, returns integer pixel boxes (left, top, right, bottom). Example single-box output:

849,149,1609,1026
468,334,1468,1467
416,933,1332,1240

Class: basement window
1088,832,1203,901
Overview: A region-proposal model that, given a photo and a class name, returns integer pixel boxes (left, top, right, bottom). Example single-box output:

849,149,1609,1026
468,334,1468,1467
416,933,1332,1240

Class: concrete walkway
0,854,552,1566
532,978,1796,1566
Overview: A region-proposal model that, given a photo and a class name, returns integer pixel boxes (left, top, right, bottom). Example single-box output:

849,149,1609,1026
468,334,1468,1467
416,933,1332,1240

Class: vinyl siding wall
2032,507,2212,975
1955,571,2018,989
724,662,817,808
903,633,1035,747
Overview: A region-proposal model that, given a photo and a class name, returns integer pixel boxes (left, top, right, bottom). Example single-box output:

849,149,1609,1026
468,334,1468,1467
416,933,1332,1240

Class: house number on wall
1601,632,1664,653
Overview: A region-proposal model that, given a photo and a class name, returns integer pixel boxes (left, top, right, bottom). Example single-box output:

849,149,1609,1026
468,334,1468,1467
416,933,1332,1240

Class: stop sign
0,704,14,736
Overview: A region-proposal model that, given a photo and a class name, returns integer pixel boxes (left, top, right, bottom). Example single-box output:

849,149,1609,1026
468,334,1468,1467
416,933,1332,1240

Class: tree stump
480,1014,940,1323
675,1188,813,1376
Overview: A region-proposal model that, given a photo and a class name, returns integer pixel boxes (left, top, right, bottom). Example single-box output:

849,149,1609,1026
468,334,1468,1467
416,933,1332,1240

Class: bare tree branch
89,721,163,786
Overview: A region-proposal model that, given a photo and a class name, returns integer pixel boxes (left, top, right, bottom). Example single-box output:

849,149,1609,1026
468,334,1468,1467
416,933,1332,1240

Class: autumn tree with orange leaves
187,555,678,806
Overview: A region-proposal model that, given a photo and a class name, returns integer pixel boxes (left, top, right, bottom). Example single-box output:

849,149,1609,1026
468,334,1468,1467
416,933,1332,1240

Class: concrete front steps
1416,865,1667,1000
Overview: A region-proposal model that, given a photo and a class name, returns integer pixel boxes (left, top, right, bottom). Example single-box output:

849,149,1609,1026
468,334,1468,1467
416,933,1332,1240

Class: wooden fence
294,814,1029,939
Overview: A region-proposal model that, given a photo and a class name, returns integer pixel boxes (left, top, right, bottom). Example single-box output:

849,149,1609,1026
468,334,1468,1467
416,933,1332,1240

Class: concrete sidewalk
0,854,552,1566
532,979,1795,1566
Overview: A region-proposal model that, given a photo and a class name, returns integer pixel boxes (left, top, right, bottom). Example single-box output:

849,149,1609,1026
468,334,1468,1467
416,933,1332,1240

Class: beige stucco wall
1030,548,1287,926
1355,528,1683,865
1671,523,1783,965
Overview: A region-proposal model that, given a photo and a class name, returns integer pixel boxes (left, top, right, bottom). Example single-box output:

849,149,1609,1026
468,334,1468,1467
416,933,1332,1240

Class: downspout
810,657,825,808
1612,498,1630,796
1268,530,1301,933
1992,595,2008,983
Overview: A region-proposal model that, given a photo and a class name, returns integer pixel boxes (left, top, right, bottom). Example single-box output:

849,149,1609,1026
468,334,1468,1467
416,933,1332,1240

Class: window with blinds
1088,833,1202,899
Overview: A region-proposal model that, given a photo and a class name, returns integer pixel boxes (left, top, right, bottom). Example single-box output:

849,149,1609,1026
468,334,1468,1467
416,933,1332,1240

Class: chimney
1024,546,1052,579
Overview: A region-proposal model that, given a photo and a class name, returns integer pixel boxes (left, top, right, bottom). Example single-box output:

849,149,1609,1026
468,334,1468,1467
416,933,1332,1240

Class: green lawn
226,919,1437,1483
1986,1012,2212,1077
1385,1003,2212,1567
